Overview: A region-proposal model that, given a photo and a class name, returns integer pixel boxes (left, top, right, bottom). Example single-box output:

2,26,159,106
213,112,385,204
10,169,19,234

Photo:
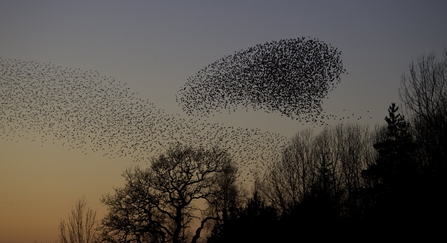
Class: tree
207,186,278,243
399,49,447,187
261,128,315,213
399,50,447,124
205,160,242,240
261,124,375,218
363,103,418,184
361,103,420,228
59,197,98,243
98,167,166,243
99,144,238,243
398,50,447,231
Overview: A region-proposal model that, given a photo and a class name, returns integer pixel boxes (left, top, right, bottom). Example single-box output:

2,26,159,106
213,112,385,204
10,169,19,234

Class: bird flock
1,38,370,183
0,57,290,182
177,37,346,121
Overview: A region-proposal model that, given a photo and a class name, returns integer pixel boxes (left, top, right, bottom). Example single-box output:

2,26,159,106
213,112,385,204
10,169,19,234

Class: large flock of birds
0,38,359,184
0,57,289,182
177,37,346,121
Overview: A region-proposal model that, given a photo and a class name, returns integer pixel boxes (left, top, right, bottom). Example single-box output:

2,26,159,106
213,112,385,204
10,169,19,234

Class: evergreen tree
362,103,420,229
369,103,418,186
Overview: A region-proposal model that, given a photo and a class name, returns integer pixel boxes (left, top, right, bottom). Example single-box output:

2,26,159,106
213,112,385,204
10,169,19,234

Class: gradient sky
1,1,446,242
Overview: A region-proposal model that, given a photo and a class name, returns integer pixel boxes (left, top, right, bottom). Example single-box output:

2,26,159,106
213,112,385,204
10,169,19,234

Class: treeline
207,50,447,241
58,51,446,242
209,104,445,241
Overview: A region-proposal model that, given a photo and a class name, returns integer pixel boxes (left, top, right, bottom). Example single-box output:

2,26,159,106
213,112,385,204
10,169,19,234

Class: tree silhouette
361,103,422,232
399,50,447,233
261,124,375,218
205,160,242,237
261,128,315,213
399,50,447,187
58,197,99,243
363,103,418,184
99,145,237,243
207,188,278,243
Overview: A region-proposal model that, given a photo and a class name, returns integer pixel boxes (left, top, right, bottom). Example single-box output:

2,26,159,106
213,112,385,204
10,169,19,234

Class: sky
1,1,446,242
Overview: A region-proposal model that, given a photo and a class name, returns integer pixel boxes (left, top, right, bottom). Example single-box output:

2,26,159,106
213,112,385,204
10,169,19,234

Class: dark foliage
207,190,279,243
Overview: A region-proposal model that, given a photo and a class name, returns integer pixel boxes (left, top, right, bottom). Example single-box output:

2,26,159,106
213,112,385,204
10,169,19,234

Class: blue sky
1,1,446,242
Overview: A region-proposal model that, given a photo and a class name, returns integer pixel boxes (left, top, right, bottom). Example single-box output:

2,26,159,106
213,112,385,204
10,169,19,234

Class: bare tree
59,196,98,243
261,124,376,218
399,50,447,123
205,160,242,228
99,167,167,243
399,49,447,173
261,128,315,213
99,144,237,243
398,50,447,224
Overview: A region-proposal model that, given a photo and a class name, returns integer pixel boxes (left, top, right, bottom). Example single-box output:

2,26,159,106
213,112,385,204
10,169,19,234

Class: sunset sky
1,1,447,242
